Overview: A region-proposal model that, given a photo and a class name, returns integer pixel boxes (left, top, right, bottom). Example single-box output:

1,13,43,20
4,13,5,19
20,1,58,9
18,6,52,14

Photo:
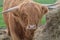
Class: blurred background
0,0,56,28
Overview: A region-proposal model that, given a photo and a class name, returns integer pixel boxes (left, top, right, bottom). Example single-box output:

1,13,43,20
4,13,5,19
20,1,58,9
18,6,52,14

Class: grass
0,7,2,12
34,0,56,4
41,15,46,24
0,0,3,7
0,0,56,27
0,7,6,27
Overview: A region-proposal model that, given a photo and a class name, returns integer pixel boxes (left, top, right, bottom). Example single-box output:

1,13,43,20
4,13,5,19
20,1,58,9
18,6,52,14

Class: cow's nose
26,25,36,30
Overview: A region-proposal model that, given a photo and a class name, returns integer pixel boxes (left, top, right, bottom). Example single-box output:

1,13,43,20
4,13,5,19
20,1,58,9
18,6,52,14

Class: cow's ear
42,6,48,14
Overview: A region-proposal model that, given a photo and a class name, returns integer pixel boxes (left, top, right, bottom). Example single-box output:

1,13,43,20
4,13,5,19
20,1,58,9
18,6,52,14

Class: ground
0,28,10,40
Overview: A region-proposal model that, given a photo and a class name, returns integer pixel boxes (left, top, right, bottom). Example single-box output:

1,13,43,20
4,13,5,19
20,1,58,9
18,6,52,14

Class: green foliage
0,14,6,27
0,0,3,7
0,7,3,11
0,7,6,27
41,15,46,24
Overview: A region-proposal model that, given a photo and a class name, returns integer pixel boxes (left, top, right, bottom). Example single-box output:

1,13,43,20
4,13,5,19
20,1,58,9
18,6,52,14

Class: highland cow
3,0,48,40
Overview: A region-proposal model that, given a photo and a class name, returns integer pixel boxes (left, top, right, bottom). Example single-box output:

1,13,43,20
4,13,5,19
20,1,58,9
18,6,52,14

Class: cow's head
2,2,59,30
16,3,48,30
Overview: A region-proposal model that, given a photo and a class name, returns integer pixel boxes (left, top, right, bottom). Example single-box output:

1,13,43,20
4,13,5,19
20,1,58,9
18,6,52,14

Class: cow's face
18,3,48,30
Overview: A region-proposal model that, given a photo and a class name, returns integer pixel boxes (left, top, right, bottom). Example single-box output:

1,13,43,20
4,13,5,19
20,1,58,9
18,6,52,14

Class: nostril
30,25,35,28
26,25,36,30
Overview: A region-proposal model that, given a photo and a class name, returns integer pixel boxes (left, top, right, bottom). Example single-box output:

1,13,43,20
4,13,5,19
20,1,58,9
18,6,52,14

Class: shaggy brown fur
3,0,48,40
3,0,25,36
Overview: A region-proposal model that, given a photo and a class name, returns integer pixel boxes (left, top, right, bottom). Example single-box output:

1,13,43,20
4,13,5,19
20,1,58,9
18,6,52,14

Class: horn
42,3,60,9
0,6,18,14
0,2,27,14
42,0,60,9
